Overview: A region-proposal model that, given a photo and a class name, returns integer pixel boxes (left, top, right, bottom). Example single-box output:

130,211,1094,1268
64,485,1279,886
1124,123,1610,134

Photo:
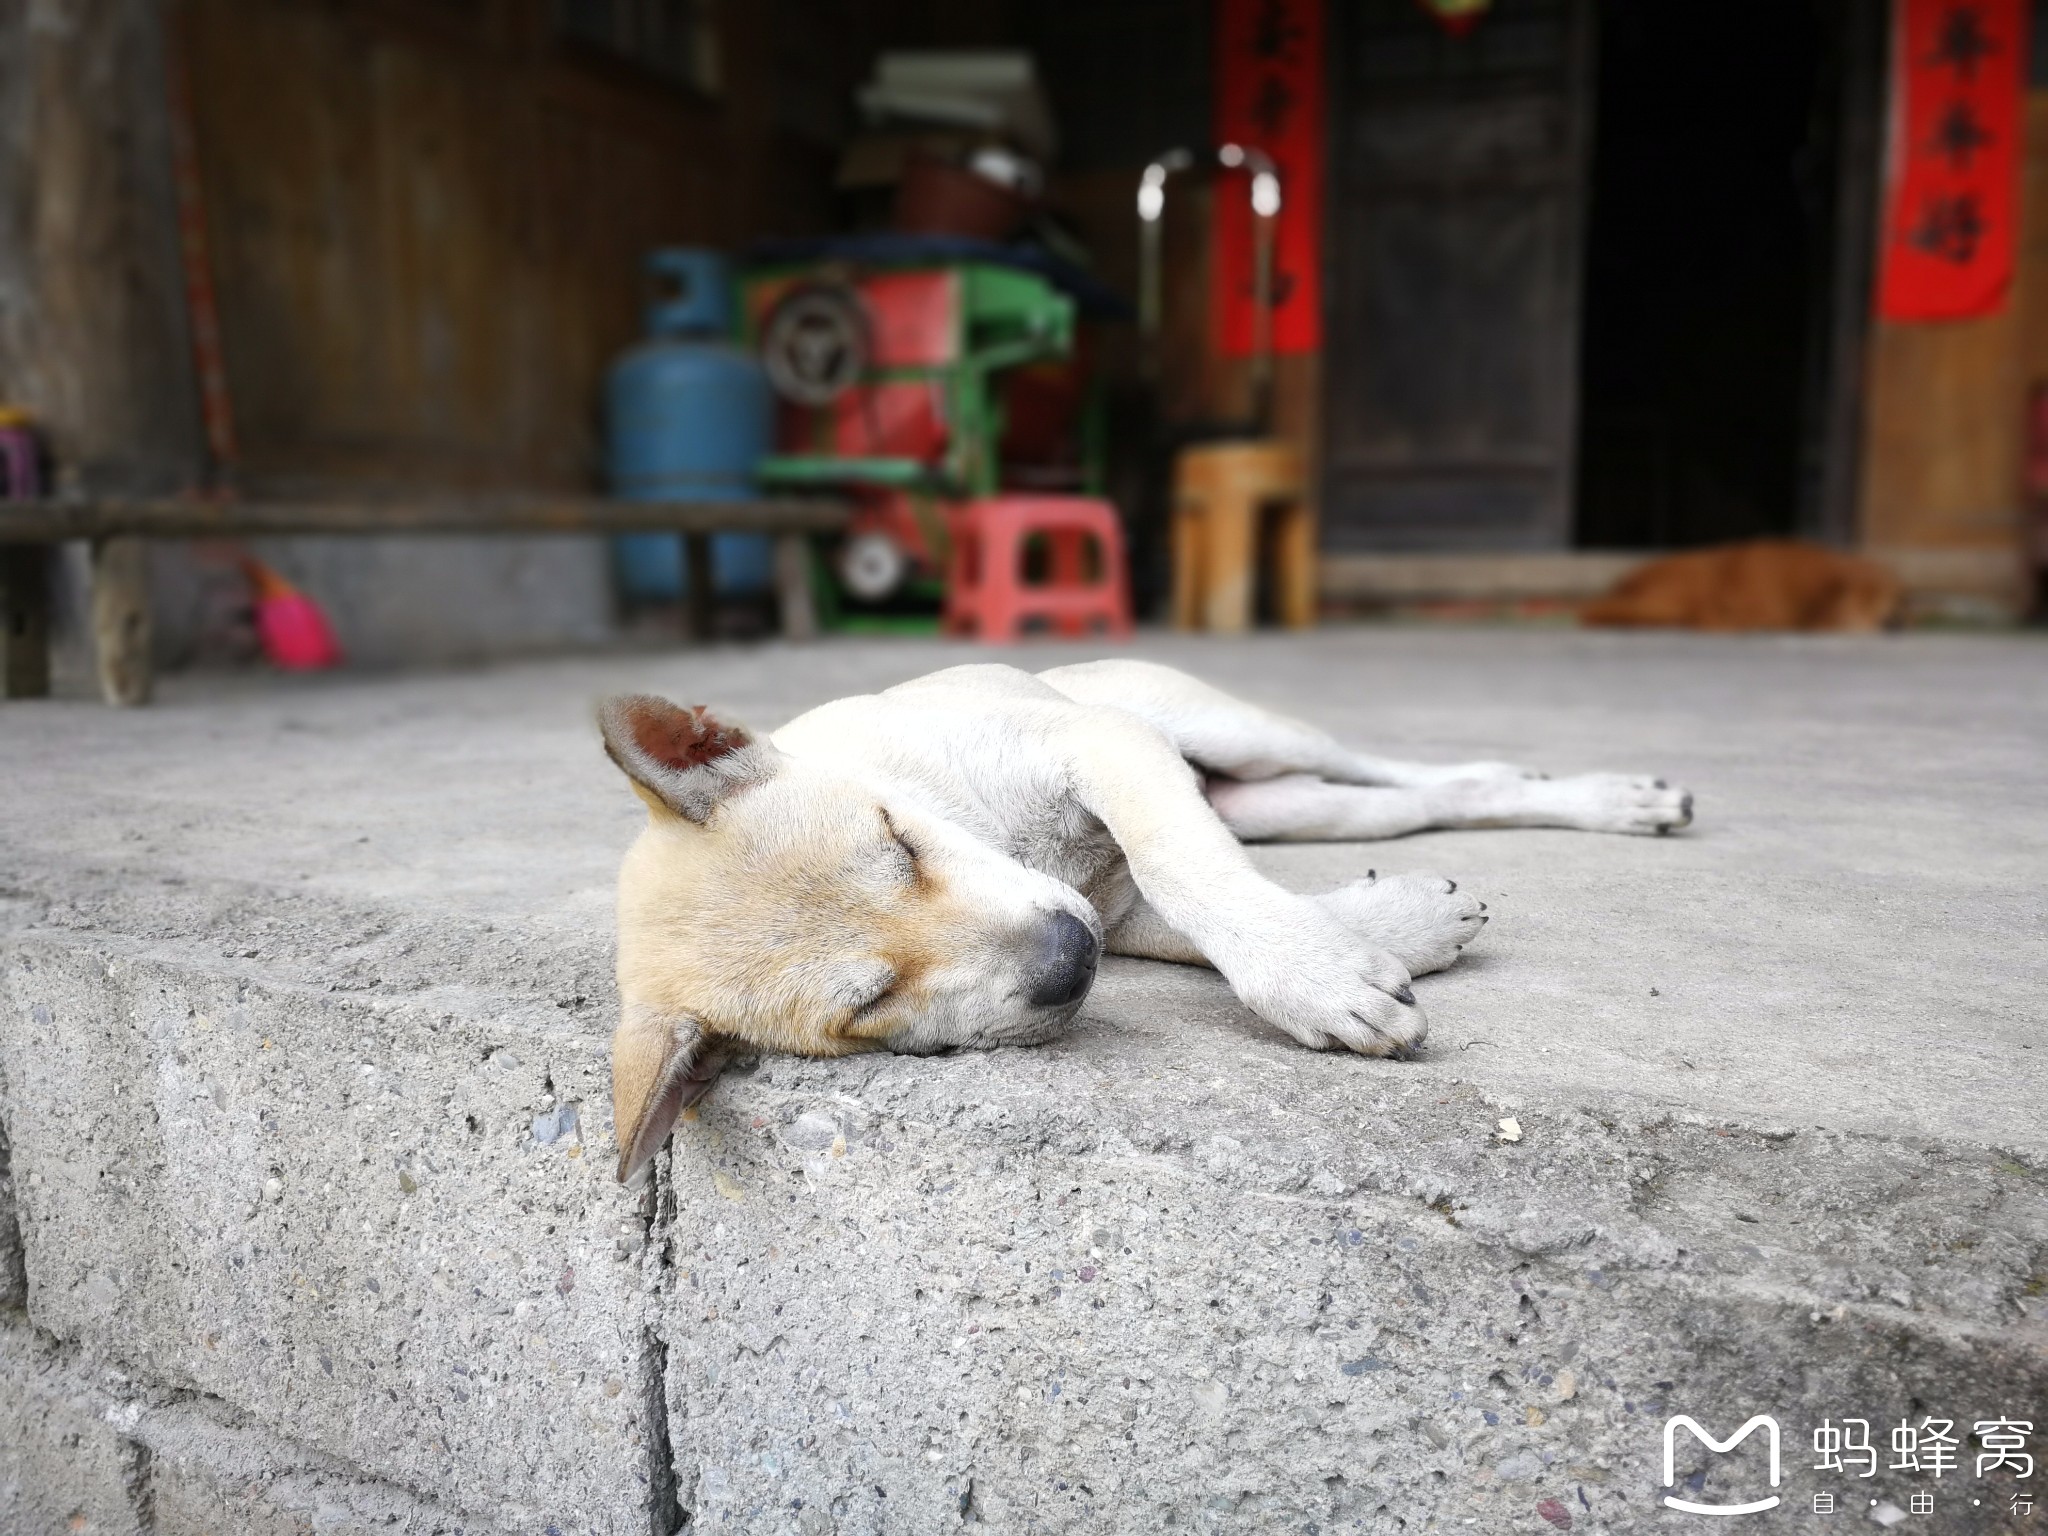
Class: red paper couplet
1877,0,2028,322
1213,0,1326,356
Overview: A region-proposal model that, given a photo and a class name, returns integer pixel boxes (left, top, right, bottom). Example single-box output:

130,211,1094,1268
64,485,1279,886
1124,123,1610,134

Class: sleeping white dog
598,659,1693,1181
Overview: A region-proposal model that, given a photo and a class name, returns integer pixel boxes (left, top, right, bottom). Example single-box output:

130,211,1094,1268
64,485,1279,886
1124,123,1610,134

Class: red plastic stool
943,496,1135,642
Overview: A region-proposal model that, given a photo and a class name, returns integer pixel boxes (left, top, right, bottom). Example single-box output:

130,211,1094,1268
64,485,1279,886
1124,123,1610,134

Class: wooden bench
0,495,849,705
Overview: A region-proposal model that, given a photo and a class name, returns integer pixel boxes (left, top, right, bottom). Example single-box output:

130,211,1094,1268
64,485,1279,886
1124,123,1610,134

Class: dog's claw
1347,1010,1421,1060
1392,984,1416,1005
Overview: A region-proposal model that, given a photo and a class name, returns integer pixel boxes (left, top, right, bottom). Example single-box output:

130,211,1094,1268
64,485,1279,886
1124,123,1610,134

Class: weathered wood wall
1853,91,2048,601
0,1,204,495
180,0,870,496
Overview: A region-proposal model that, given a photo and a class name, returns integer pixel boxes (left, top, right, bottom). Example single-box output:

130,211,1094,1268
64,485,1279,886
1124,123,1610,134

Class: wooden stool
1171,440,1315,631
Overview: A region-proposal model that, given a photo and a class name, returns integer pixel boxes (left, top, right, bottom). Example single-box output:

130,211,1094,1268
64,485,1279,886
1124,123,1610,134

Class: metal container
606,249,774,598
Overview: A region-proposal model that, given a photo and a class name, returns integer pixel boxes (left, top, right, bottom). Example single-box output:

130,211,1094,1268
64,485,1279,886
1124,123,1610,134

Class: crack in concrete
643,1156,687,1536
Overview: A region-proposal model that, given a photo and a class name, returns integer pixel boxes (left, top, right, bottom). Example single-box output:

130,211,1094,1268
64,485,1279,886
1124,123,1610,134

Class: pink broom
242,558,343,670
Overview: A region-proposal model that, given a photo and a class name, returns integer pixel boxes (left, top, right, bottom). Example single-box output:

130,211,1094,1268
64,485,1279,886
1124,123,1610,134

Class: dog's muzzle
1024,910,1099,1009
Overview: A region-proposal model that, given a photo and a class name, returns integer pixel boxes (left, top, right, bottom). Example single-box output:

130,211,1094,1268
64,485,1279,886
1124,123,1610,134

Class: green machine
739,242,1104,624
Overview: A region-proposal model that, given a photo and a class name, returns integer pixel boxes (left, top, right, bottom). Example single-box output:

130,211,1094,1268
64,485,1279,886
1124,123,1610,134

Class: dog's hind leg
1206,773,1694,840
1038,658,1539,787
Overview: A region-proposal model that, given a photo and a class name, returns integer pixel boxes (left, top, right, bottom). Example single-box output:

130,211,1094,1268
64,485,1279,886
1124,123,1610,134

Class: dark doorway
1575,2,1850,549
1322,0,1594,553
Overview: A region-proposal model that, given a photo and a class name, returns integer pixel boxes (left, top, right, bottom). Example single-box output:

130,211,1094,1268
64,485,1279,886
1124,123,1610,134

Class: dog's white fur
599,659,1692,1180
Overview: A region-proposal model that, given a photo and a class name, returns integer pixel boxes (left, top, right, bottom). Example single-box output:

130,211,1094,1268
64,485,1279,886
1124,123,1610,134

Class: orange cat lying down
1581,539,1902,632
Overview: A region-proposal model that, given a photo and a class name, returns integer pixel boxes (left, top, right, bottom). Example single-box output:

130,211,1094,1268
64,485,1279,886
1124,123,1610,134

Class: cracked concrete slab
0,1316,500,1536
0,1320,148,1536
1,938,654,1532
1,628,2043,1534
1,1113,27,1312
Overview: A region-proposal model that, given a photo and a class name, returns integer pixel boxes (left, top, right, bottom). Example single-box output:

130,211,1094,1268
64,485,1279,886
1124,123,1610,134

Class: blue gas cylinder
607,249,774,599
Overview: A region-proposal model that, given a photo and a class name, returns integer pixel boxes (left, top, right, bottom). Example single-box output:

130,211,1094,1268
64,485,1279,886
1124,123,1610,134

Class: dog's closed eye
842,968,901,1032
852,982,896,1020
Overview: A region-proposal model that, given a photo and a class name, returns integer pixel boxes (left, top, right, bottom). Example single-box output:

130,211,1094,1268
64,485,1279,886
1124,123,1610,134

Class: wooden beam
0,3,205,496
0,496,851,542
1319,551,1651,602
1,2,200,706
0,544,51,698
682,533,715,641
90,536,151,706
773,533,818,642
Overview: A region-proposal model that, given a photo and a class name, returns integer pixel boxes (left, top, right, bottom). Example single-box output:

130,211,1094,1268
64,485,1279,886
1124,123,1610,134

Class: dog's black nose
1026,911,1099,1008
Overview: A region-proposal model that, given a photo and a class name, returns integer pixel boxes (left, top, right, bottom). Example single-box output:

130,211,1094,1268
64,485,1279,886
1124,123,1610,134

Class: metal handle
643,248,730,339
1136,144,1283,431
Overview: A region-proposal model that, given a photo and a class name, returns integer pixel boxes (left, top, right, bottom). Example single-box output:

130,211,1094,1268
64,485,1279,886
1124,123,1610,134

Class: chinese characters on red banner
1878,0,2029,321
1212,0,1325,355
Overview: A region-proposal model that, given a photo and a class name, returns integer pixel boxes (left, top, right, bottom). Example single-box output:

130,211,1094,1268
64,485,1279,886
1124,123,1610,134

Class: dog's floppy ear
612,1007,733,1184
597,693,781,823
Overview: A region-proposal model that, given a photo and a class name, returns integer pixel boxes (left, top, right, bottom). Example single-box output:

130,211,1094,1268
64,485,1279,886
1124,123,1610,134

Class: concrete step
2,631,2043,1534
0,1318,493,1536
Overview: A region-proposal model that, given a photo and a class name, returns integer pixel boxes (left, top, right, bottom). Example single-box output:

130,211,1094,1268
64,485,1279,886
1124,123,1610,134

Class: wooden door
1322,0,1593,551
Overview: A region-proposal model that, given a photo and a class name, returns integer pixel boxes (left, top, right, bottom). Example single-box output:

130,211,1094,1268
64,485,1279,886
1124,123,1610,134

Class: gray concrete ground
1,628,2044,1535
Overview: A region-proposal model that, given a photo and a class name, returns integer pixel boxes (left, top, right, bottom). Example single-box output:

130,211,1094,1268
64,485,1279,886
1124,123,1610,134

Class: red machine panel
862,270,959,367
827,379,948,461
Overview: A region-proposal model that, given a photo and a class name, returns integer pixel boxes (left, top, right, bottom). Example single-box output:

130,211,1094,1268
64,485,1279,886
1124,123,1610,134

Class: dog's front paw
1230,921,1427,1058
1545,773,1695,835
1318,872,1487,976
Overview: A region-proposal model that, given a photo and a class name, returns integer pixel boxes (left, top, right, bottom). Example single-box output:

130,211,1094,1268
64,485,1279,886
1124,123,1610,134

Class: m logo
1662,1415,1782,1515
